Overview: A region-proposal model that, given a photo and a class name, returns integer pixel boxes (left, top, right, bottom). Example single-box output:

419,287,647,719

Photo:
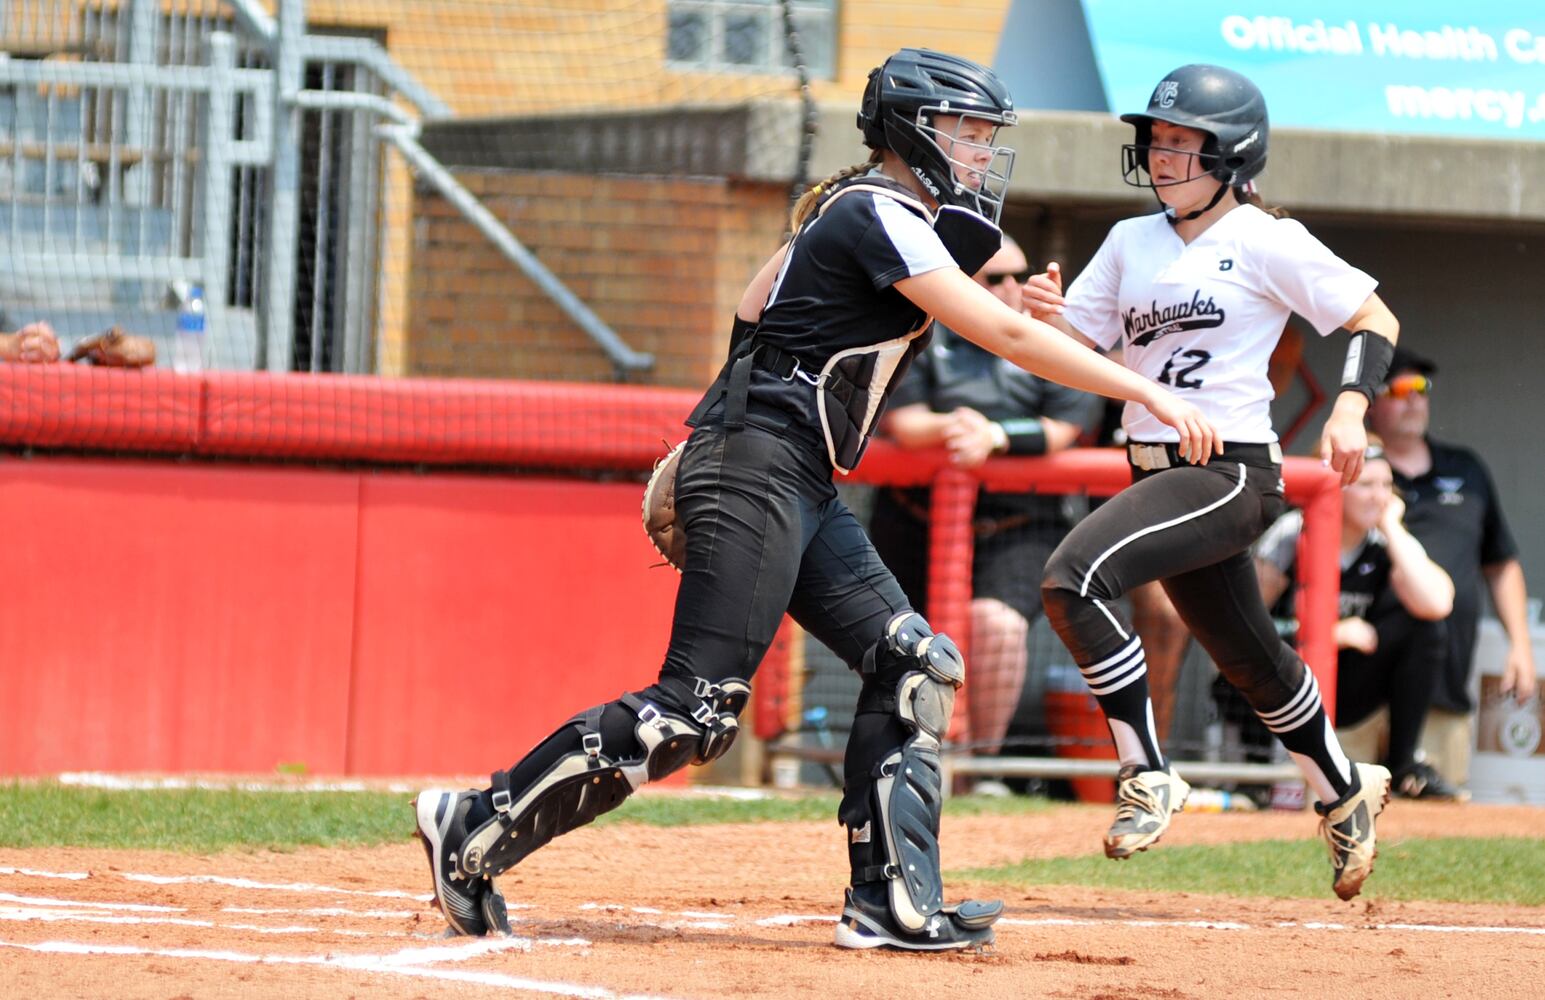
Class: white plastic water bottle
174,283,206,373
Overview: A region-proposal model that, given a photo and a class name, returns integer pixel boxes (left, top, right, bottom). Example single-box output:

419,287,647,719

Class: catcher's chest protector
693,177,1000,475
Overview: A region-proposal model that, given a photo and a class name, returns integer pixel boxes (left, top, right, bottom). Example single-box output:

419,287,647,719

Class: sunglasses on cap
983,270,1031,288
1381,373,1432,399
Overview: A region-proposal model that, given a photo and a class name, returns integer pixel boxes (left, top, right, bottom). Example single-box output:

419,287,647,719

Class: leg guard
457,674,749,880
846,613,997,935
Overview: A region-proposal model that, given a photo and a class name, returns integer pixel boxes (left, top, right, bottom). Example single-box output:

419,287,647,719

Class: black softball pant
494,416,917,885
664,419,910,684
1337,597,1446,773
1041,454,1300,717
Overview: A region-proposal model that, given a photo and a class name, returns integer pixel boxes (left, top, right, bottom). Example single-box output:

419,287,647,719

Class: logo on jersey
1155,80,1179,108
1218,258,1234,271
1123,290,1227,346
1436,476,1466,506
1340,591,1375,619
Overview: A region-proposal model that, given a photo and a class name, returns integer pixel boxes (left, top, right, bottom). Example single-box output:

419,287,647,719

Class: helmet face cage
1120,127,1222,190
858,49,1019,223
908,106,1017,222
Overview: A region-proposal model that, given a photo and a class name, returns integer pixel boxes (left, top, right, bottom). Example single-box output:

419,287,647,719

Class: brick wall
303,0,1012,117
406,170,788,387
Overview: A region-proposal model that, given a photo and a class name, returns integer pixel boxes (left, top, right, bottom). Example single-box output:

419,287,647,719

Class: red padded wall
345,474,679,775
0,456,357,774
0,456,681,777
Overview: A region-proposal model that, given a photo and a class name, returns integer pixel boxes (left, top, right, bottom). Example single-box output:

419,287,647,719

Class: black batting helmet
1120,64,1268,189
857,48,1018,222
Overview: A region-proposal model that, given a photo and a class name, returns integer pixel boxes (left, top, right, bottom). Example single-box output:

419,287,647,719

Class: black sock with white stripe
1257,671,1352,802
1076,636,1164,771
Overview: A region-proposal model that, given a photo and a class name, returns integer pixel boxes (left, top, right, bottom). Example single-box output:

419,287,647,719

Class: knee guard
851,613,965,932
457,674,749,880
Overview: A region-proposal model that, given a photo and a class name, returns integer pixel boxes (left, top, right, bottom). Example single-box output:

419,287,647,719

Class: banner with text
1081,0,1545,140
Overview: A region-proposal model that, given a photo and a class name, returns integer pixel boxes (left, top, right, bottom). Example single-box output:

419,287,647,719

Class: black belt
1127,440,1282,472
722,344,825,430
753,344,823,386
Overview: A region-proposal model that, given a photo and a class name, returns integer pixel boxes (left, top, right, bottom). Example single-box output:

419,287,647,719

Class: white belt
1127,443,1176,471
1127,441,1283,472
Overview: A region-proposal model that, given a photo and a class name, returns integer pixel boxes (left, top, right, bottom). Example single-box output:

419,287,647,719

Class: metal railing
1,0,653,377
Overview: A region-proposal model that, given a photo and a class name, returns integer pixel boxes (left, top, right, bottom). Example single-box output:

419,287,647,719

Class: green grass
0,784,413,852
0,784,1059,851
959,837,1545,907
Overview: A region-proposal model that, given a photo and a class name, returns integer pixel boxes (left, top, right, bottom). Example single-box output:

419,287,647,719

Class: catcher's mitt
68,326,156,368
642,440,687,571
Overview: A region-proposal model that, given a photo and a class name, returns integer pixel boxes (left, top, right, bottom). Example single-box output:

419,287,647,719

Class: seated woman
1249,438,1463,800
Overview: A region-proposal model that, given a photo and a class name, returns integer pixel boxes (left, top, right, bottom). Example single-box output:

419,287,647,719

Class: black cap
1388,345,1437,377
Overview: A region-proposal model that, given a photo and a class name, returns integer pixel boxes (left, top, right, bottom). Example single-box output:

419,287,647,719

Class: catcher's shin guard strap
860,612,965,689
458,677,751,879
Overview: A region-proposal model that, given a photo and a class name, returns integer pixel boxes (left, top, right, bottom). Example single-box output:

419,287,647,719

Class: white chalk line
120,871,433,900
0,867,88,880
0,890,184,912
223,905,416,918
55,772,421,794
7,865,1543,942
0,938,687,1000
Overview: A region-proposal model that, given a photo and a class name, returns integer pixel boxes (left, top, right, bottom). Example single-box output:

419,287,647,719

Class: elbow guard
1339,330,1395,403
728,315,758,357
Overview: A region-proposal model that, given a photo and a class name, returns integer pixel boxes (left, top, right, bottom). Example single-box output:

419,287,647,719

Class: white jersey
1063,204,1376,443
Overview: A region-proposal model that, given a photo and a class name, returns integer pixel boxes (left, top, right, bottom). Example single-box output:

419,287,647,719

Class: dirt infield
3,797,1542,999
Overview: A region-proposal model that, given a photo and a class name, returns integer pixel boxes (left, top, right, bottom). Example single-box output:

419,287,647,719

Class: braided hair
788,150,885,231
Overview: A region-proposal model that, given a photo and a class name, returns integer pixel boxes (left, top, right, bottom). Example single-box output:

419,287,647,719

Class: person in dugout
868,234,1099,788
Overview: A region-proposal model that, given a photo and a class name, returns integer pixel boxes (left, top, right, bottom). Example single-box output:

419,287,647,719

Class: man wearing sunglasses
870,236,1099,792
1368,346,1537,796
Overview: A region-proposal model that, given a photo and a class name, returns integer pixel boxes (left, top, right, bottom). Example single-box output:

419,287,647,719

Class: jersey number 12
1157,347,1212,389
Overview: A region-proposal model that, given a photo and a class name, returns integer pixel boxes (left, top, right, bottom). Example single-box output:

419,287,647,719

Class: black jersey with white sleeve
692,181,957,450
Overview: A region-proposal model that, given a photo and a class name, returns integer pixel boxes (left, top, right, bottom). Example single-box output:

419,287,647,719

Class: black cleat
1104,764,1189,859
413,789,511,936
1315,763,1391,901
1392,760,1469,802
833,883,999,952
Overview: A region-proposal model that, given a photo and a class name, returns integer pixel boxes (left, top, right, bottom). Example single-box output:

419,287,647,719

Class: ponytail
790,150,885,231
1234,184,1288,219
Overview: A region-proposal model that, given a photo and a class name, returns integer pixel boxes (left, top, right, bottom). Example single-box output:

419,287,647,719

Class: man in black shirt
1368,346,1537,788
870,236,1098,776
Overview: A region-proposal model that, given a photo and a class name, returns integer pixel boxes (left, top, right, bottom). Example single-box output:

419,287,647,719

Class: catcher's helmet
1119,64,1268,189
858,48,1018,222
